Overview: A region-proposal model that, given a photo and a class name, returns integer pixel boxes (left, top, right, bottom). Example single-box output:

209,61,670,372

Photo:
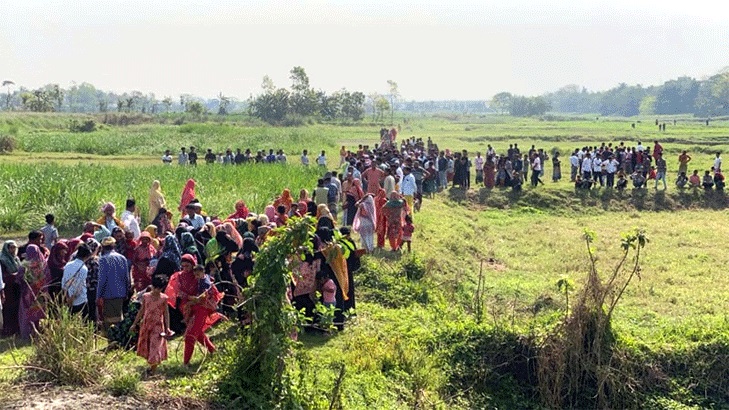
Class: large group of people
2,130,723,376
0,132,446,375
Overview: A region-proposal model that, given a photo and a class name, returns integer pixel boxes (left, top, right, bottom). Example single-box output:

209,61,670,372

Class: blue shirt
96,251,130,300
62,258,88,307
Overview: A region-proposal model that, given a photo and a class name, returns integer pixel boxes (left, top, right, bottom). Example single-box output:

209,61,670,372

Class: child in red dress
402,214,415,253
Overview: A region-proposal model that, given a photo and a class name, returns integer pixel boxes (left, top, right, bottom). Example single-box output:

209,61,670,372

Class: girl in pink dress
132,275,172,375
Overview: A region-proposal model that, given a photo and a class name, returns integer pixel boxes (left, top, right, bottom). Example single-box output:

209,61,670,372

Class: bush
26,302,110,386
0,135,17,153
69,119,97,133
105,371,141,397
400,253,426,281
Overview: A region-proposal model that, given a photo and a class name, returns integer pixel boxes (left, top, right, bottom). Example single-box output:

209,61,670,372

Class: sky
1,0,728,101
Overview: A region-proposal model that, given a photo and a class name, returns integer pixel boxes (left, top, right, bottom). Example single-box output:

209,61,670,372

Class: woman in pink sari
353,194,376,252
18,245,48,339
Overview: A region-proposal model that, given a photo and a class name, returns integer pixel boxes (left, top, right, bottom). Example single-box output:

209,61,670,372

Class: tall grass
0,162,322,233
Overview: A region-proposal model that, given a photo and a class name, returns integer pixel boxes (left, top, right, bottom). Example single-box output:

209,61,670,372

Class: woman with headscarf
231,238,258,289
132,232,158,292
220,222,243,250
45,240,69,298
374,189,388,250
154,233,182,278
178,179,196,213
180,231,204,265
148,180,166,223
381,192,406,252
273,189,294,213
18,245,48,339
227,200,249,220
151,208,175,236
112,227,136,261
344,179,365,226
264,205,276,224
299,189,310,203
144,225,161,250
316,203,335,227
97,202,125,231
1,241,22,336
165,254,224,364
84,238,101,323
353,194,376,252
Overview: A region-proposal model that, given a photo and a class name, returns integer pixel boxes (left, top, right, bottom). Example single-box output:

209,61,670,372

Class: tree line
492,69,729,117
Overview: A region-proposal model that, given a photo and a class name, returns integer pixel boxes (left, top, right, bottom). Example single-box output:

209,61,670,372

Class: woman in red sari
131,232,157,292
165,254,224,365
226,200,249,220
374,189,388,249
381,192,406,251
178,179,196,213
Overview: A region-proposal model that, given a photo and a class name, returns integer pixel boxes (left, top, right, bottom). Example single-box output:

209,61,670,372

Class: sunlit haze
2,0,728,100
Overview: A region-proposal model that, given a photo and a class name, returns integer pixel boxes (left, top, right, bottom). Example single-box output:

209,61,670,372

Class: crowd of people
2,131,723,375
0,133,443,375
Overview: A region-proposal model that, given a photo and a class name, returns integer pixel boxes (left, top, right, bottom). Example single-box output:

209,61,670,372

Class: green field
1,113,728,408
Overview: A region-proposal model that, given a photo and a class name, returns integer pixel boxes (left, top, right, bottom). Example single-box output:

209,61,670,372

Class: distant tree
490,92,513,114
375,97,390,122
508,95,551,117
387,80,399,125
289,66,318,117
116,99,123,112
2,80,14,110
217,92,230,115
341,90,365,121
639,96,656,116
162,97,173,113
185,100,205,117
251,88,290,124
261,75,276,94
654,76,699,115
20,89,55,112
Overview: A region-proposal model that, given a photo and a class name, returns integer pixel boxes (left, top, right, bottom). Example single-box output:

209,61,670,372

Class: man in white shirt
530,155,542,186
569,150,580,182
301,150,310,166
399,166,417,213
581,153,593,181
592,156,603,186
62,243,92,315
605,155,619,188
178,147,189,165
185,203,206,229
161,150,173,165
636,141,645,152
317,151,327,167
714,152,722,172
120,199,141,240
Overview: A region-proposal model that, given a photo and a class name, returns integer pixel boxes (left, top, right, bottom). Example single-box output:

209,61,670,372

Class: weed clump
26,302,109,386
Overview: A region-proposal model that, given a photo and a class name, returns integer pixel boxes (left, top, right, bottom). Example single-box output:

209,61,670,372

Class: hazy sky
2,0,728,100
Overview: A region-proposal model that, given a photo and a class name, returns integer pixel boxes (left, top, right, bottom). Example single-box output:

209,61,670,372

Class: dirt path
4,383,212,410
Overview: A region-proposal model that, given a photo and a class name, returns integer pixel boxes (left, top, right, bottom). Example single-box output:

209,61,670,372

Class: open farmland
0,113,728,409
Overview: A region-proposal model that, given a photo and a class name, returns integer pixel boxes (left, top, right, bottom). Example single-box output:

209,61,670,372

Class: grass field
1,113,728,408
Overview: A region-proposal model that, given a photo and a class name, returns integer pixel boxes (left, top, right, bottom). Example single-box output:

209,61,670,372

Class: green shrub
0,135,16,153
26,302,110,386
400,253,426,281
105,371,141,397
69,119,97,133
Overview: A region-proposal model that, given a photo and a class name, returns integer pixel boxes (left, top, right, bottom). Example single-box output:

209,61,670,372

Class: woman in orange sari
273,189,294,213
374,189,388,249
381,192,405,251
